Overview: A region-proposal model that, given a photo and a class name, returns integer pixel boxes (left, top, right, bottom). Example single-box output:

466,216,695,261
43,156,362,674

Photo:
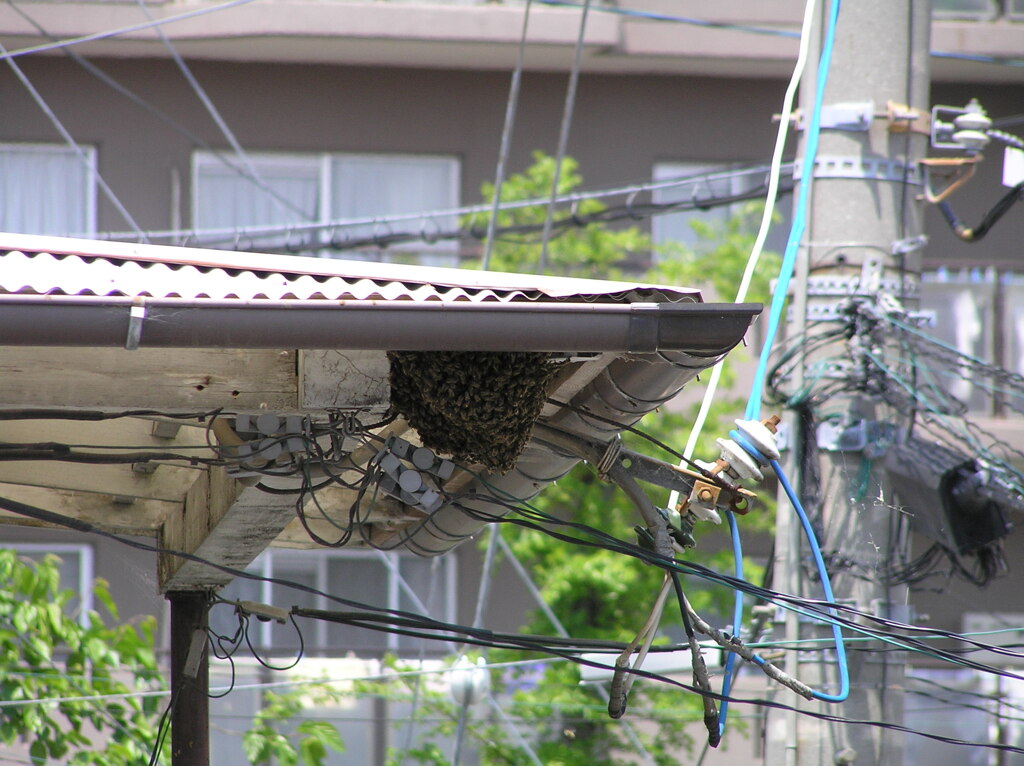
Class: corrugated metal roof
0,232,701,305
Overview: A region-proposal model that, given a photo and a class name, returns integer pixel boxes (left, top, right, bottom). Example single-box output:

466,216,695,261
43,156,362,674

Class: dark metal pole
169,590,210,766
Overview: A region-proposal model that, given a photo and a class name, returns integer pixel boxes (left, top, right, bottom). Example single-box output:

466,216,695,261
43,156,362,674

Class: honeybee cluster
387,350,563,472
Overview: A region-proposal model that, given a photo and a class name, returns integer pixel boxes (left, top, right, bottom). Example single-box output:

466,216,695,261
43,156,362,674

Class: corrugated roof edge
0,231,703,302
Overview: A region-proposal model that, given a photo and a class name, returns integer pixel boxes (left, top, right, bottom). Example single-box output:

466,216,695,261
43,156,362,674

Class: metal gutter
0,295,760,353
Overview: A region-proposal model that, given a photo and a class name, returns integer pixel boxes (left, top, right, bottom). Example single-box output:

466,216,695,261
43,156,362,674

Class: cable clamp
596,436,622,481
794,155,923,185
236,600,290,624
891,234,928,255
125,296,146,351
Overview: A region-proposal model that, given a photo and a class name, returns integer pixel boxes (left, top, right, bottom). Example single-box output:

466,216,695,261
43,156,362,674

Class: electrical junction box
962,613,1024,668
884,438,1013,555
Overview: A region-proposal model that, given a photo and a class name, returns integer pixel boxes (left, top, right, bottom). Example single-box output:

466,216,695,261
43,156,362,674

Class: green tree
0,549,162,765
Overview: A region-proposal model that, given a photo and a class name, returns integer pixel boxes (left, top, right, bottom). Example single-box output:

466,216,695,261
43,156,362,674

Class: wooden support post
169,590,211,766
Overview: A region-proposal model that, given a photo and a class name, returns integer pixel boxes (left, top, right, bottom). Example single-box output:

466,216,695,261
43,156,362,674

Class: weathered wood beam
0,418,209,502
0,481,176,535
0,347,297,412
159,467,298,591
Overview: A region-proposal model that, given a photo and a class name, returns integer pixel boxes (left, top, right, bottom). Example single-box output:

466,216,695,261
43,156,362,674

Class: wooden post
169,590,211,766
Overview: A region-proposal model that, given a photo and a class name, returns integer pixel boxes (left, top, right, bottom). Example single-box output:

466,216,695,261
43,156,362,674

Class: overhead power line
95,162,796,250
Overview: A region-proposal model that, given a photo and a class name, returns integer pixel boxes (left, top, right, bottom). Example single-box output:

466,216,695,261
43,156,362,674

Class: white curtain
193,153,319,243
330,154,459,265
0,146,93,235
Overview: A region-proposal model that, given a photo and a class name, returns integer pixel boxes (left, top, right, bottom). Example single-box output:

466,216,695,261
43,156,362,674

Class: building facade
0,1,1022,763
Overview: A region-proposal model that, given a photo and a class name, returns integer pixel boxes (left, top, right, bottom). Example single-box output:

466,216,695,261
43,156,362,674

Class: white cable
667,0,818,508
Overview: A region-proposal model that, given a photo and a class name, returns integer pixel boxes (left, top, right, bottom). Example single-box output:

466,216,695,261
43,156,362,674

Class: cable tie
596,436,622,480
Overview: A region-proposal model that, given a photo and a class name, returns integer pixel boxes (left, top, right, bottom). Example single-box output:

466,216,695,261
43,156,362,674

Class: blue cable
745,0,841,422
770,457,850,702
717,0,842,734
717,432,851,705
715,509,744,737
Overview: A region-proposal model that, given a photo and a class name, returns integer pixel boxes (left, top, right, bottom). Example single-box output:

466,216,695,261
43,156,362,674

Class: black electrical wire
937,181,1024,243
146,684,179,766
194,178,795,254
293,604,1024,757
439,494,1024,674
243,613,305,672
0,408,221,422
2,490,1023,756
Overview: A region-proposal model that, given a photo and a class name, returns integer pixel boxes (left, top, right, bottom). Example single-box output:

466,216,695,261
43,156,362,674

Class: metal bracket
860,256,884,294
793,155,923,185
805,275,920,298
891,234,928,255
817,418,899,457
813,101,874,132
125,297,146,351
886,101,930,135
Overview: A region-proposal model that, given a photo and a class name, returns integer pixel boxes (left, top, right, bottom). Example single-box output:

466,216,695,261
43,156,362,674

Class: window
904,668,1013,766
192,151,460,266
932,0,998,20
7,543,94,626
0,144,97,236
210,549,457,658
651,161,791,262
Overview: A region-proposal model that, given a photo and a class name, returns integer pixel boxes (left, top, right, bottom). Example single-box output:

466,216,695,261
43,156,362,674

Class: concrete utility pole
765,1,931,764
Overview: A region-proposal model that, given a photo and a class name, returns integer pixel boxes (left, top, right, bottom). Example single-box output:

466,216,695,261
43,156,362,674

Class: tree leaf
29,738,46,764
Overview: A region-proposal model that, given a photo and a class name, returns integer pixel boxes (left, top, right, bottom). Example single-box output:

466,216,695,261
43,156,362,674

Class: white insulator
953,129,990,152
690,504,722,525
735,418,781,461
954,109,991,133
449,657,490,706
716,438,764,482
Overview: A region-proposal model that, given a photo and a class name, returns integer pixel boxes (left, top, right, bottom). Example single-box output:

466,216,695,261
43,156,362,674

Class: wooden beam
0,481,176,535
159,467,298,590
0,418,208,502
0,347,297,412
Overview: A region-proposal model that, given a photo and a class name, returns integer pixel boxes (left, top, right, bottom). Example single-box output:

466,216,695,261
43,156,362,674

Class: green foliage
651,200,781,304
242,686,346,766
0,549,161,765
465,150,651,278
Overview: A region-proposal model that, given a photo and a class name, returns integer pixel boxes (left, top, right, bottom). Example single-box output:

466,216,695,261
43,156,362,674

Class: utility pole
765,1,931,764
169,591,211,766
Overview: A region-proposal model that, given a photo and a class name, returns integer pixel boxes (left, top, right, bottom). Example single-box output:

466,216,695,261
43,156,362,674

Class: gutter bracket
627,303,660,352
125,297,147,351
